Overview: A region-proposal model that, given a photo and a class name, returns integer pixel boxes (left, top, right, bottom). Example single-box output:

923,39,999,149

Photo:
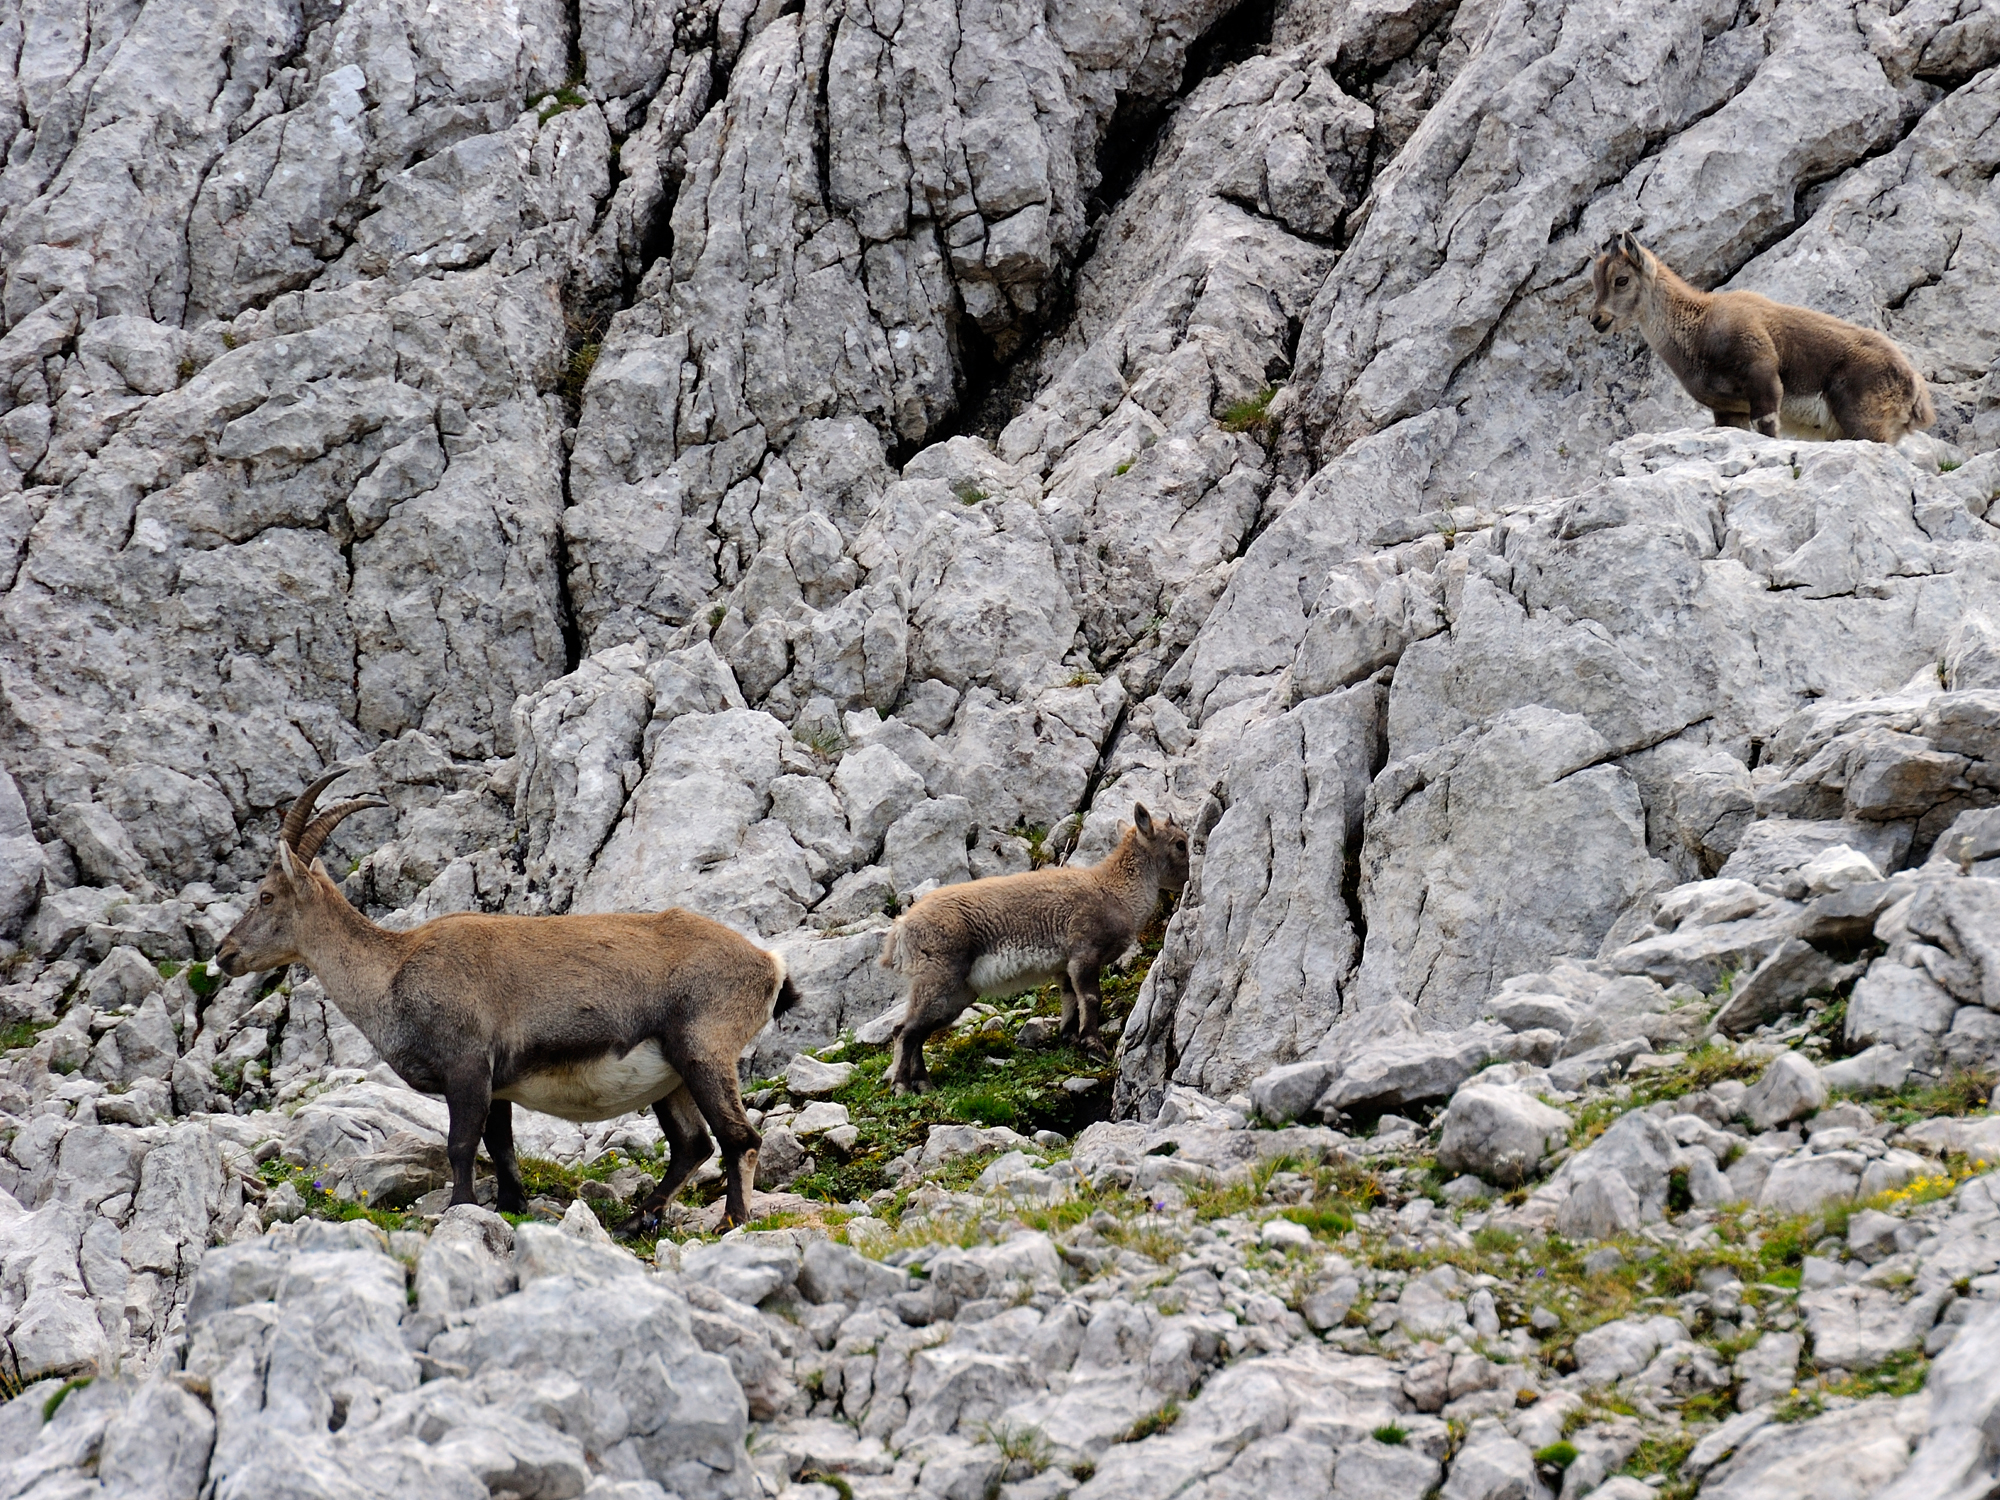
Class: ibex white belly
496,1039,682,1122
1780,392,1839,438
969,944,1069,997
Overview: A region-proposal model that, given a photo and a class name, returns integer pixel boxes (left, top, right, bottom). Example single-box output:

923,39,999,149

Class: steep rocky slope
6,0,2000,1495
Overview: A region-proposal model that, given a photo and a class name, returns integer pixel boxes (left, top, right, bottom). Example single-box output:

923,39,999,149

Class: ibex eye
1615,277,1629,287
260,892,273,905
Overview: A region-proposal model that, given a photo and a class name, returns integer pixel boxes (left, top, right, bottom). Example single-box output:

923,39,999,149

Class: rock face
0,0,1990,1110
11,0,2000,1493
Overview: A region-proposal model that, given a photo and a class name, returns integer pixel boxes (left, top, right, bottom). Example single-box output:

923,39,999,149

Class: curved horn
280,765,354,850
294,798,389,865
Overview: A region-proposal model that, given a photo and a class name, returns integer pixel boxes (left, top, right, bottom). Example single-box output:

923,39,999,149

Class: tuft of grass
1011,822,1053,869
558,341,600,408
1941,458,1963,472
1280,1204,1355,1237
1114,460,1133,476
799,1473,855,1500
951,479,988,506
708,605,727,631
1219,386,1278,435
1878,1068,1995,1125
41,1376,91,1422
794,726,847,760
1618,1432,1698,1500
977,1419,1054,1473
1535,1441,1578,1469
1372,1424,1408,1445
176,355,197,383
0,1020,51,1052
1123,1401,1180,1443
534,85,588,123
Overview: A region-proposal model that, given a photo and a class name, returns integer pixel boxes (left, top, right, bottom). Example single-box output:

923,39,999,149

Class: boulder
786,1054,857,1096
1801,1283,1950,1371
1317,1026,1508,1118
1712,940,1855,1036
1733,1331,1801,1411
1739,1053,1827,1132
1435,1085,1570,1186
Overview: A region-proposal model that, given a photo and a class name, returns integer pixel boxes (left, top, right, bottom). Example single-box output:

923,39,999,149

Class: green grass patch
41,1376,91,1422
1280,1204,1355,1236
1619,1431,1697,1500
0,1019,50,1052
778,925,1172,1208
1566,1039,1765,1147
1372,1423,1408,1445
258,1159,419,1233
1219,386,1277,435
1875,1069,1996,1127
534,85,588,123
1778,1349,1928,1421
1122,1401,1180,1443
1534,1441,1578,1469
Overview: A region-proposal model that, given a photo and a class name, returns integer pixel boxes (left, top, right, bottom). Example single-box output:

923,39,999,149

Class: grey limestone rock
1434,1085,1571,1188
1739,1053,1828,1132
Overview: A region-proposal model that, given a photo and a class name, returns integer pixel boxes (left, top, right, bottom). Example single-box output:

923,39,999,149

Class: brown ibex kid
1589,231,1934,444
880,803,1190,1095
215,768,796,1228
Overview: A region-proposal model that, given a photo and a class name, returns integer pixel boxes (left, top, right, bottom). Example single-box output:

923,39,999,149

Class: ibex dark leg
443,1077,492,1208
482,1099,527,1214
681,1059,761,1228
627,1085,713,1235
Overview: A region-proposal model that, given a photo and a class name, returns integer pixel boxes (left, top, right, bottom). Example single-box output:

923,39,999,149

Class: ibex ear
275,841,300,885
1617,230,1644,263
1133,803,1155,837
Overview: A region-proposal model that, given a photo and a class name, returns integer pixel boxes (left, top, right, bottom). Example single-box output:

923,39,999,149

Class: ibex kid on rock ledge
1588,230,1934,444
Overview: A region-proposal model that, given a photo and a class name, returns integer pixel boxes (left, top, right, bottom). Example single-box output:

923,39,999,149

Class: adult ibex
215,768,797,1227
880,803,1190,1094
1589,231,1934,444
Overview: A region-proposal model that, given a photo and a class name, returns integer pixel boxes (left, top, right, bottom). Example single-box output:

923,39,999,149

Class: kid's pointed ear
1617,230,1644,262
1134,803,1155,836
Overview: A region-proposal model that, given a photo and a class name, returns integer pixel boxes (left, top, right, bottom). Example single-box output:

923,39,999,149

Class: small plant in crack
707,604,727,632
558,342,600,408
952,479,988,505
794,726,846,760
534,85,588,124
977,1419,1054,1475
1219,385,1278,435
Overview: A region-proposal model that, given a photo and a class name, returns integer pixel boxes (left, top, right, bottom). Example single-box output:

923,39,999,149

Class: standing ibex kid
1589,230,1934,443
880,803,1190,1094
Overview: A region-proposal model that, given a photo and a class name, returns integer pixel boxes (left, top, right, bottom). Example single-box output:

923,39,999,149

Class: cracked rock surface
10,0,2000,1495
